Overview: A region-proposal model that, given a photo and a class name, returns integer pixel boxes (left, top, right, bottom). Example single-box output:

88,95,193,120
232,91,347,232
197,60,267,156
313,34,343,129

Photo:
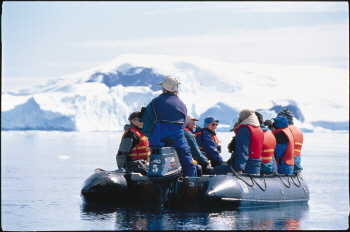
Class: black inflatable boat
81,147,309,208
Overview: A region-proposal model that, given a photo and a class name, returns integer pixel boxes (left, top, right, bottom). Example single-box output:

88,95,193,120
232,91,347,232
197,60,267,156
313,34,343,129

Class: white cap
158,76,180,92
186,114,199,123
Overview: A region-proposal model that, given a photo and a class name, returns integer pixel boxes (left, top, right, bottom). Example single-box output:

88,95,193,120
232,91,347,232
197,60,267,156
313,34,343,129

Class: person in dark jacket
116,111,150,175
277,108,304,174
271,115,295,174
194,116,224,167
184,114,212,174
141,76,196,177
212,109,263,175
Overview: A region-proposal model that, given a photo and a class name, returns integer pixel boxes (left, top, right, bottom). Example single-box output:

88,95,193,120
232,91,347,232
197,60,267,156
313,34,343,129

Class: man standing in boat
116,111,150,175
141,76,196,177
276,108,304,174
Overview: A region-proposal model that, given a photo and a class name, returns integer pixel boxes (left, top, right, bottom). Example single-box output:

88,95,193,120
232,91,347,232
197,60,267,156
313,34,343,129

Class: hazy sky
2,1,349,91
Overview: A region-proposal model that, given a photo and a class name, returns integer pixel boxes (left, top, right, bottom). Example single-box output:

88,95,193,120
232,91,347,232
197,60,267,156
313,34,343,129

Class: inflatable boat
81,147,309,208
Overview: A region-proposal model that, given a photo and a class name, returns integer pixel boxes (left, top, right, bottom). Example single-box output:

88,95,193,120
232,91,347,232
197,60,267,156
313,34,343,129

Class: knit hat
186,114,199,123
272,115,289,129
158,76,180,92
204,116,219,127
277,108,294,125
255,111,264,125
128,111,141,121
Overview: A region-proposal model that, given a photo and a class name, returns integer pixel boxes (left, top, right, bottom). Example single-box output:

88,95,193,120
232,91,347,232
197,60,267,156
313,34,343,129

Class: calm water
1,130,349,230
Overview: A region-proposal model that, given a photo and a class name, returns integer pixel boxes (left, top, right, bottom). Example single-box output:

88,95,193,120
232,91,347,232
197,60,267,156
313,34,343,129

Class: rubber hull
81,171,157,204
203,173,309,208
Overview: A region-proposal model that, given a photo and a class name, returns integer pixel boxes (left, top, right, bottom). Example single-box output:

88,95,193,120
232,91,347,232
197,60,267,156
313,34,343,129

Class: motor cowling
147,147,182,205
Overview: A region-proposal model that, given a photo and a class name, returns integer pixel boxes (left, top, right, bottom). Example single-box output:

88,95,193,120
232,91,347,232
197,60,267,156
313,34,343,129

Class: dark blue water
1,131,349,230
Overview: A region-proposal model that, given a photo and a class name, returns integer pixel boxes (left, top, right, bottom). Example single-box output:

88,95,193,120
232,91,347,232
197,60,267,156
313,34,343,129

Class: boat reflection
80,202,309,230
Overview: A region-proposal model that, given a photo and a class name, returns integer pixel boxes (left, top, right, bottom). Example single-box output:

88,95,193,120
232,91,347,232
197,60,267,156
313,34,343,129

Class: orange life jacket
235,124,264,159
184,127,192,133
124,127,150,161
194,129,219,152
272,127,295,165
261,130,276,163
288,125,303,157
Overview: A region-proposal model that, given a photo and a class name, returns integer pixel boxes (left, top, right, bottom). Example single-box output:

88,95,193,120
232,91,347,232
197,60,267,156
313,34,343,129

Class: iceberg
1,54,349,132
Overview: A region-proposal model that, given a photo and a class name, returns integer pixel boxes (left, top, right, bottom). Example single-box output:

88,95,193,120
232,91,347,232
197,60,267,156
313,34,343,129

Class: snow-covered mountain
1,54,349,132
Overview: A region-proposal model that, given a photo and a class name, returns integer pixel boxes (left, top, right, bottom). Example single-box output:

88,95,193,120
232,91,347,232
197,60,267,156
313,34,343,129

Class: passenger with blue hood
277,108,304,174
271,115,295,174
194,116,224,167
213,109,264,175
141,76,196,177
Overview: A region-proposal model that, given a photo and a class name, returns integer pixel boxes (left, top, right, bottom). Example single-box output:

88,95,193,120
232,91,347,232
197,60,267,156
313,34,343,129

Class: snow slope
1,54,349,132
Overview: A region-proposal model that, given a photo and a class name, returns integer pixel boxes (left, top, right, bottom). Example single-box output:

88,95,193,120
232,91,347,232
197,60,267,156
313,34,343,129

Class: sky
1,1,349,91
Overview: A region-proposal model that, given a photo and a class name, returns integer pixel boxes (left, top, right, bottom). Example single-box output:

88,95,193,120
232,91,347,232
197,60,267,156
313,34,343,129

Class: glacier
1,54,349,132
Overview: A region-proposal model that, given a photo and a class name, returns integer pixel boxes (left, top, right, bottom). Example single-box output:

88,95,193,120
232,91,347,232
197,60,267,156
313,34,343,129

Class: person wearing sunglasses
116,111,150,175
194,116,224,167
212,109,264,175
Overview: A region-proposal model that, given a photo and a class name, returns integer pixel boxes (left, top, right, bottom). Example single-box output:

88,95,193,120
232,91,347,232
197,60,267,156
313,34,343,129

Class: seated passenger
116,111,150,175
194,116,224,167
184,114,212,174
212,109,263,175
271,115,295,174
277,108,304,174
255,112,277,175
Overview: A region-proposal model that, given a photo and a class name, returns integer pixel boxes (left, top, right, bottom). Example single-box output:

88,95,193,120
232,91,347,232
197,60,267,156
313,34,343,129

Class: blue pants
277,159,294,174
150,123,196,177
212,164,232,175
293,155,303,174
260,161,273,175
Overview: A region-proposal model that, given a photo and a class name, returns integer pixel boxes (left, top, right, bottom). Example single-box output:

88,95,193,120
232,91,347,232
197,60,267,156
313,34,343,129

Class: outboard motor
147,147,182,205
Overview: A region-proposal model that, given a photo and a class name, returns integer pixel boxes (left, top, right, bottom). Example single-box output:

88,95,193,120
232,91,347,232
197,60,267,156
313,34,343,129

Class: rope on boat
233,172,255,187
232,173,267,191
290,174,302,187
248,174,267,191
274,173,291,188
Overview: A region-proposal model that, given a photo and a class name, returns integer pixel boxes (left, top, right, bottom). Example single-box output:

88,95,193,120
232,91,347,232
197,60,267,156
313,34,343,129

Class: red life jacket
288,125,303,157
261,130,276,163
272,127,295,165
235,124,264,159
124,127,150,161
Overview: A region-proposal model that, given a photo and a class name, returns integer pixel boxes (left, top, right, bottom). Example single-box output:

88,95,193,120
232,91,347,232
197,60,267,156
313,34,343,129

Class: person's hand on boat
236,171,243,174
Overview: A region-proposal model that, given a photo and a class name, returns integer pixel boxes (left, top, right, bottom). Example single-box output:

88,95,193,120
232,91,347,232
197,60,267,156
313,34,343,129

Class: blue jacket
184,128,210,167
142,93,187,141
229,126,262,174
195,127,223,165
274,131,294,174
142,92,195,177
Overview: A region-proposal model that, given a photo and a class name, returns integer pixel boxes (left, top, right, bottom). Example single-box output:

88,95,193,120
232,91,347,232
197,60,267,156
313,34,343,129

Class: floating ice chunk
58,155,71,160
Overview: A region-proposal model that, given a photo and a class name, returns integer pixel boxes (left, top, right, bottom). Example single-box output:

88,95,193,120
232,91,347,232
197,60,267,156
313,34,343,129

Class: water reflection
80,203,309,230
